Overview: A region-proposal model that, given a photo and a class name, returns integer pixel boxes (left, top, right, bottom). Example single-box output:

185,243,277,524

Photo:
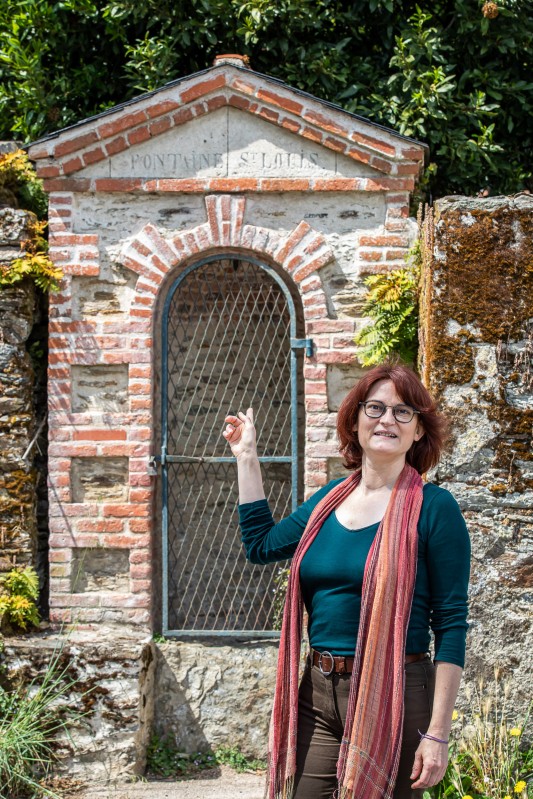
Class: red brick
98,110,148,139
180,74,226,104
276,221,311,262
352,132,396,156
316,350,359,364
386,249,408,260
36,164,61,178
206,94,226,112
128,125,151,146
48,443,98,457
360,250,382,262
257,106,279,124
62,264,99,276
102,533,150,548
306,320,355,334
359,235,408,247
304,380,327,394
103,503,150,518
256,89,303,115
312,178,361,191
370,156,392,173
260,179,310,191
396,162,422,175
365,178,414,192
82,146,106,166
129,519,151,533
129,474,152,487
304,365,327,379
294,251,333,282
324,136,346,154
73,429,127,441
171,107,194,126
49,194,73,205
105,136,128,156
49,550,72,563
304,110,348,138
43,178,91,192
93,178,143,191
401,147,425,160
75,519,124,533
346,146,371,164
208,178,259,192
149,117,172,136
50,233,98,246
305,397,329,412
228,94,251,112
130,563,152,579
230,77,255,95
279,117,301,133
55,131,99,158
62,156,83,175
300,126,323,144
146,99,180,119
129,549,150,564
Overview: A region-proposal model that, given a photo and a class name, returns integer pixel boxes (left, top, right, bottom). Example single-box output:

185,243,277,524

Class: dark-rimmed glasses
359,400,420,423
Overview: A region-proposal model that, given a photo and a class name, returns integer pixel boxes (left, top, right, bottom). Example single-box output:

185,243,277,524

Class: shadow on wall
153,640,279,758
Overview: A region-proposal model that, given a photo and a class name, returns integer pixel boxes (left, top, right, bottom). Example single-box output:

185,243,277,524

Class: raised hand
222,408,257,460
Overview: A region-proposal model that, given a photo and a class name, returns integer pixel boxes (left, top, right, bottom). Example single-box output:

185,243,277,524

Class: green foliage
0,566,40,631
0,1,532,197
0,647,83,799
0,149,47,218
355,247,420,366
214,745,266,773
0,150,61,292
146,735,266,779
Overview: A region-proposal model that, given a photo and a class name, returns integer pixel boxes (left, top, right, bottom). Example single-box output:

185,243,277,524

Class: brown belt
311,649,428,676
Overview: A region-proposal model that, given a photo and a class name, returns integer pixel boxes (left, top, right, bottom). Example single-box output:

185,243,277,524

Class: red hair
337,364,447,474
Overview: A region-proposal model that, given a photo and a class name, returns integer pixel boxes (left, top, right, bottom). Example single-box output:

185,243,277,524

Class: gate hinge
291,338,314,358
148,455,161,475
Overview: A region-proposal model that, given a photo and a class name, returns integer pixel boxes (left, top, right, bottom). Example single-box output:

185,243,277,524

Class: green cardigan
239,480,471,667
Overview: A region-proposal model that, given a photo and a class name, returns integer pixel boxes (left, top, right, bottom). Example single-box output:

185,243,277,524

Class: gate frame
160,252,309,638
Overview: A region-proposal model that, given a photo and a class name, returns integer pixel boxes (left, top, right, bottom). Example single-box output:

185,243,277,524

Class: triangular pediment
28,62,426,190
78,107,383,181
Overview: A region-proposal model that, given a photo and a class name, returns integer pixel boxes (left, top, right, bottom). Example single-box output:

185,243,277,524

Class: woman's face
355,379,424,463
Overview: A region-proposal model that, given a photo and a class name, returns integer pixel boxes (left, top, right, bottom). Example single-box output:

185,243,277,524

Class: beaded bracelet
418,729,449,744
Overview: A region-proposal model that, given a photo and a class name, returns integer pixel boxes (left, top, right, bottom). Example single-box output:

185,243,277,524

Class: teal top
239,480,471,667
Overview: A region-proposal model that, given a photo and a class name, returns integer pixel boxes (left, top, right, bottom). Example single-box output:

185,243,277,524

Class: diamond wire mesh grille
165,258,295,631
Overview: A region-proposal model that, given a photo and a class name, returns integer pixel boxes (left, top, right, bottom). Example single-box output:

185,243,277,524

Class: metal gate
160,254,310,636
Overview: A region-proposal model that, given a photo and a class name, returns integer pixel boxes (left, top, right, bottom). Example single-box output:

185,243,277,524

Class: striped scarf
266,463,423,799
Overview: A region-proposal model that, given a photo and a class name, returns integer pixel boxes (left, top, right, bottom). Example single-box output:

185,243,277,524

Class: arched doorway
159,254,306,636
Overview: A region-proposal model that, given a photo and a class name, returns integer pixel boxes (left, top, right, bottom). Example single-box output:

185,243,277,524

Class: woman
223,363,470,799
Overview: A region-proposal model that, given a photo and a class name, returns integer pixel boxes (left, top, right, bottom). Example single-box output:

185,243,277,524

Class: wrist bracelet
418,729,449,744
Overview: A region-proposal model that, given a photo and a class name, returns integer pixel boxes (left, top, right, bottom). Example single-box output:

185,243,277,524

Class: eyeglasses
359,400,420,423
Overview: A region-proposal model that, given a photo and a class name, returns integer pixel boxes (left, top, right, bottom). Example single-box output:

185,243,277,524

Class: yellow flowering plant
0,566,40,631
427,668,532,799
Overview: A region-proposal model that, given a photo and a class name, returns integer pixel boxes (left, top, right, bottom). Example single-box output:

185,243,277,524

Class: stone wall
1,629,155,782
0,208,38,575
419,194,533,715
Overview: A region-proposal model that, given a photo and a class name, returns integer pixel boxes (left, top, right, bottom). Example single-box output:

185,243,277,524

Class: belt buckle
318,650,335,676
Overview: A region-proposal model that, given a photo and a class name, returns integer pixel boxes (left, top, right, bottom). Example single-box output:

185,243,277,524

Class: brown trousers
293,655,436,799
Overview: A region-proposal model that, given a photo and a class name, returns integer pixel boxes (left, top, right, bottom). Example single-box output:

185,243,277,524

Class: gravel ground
70,767,265,799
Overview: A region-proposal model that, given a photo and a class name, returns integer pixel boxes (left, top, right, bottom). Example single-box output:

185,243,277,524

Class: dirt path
73,767,265,799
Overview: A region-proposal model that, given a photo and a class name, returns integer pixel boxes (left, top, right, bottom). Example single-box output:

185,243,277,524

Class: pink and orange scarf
267,463,423,799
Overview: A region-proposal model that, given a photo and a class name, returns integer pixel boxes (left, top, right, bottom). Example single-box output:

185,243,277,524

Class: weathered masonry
28,55,426,639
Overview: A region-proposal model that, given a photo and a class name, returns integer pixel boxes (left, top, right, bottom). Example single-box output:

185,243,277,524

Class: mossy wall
0,208,39,574
419,194,532,716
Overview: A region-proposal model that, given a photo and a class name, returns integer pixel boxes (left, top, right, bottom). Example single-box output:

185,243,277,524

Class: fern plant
355,256,420,366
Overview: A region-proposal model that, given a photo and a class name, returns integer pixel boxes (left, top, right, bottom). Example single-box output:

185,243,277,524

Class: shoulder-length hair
337,363,447,475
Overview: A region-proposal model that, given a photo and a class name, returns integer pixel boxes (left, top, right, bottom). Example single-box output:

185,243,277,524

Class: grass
0,643,88,799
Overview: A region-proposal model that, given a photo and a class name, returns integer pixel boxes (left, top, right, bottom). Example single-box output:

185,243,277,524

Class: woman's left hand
410,738,449,790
